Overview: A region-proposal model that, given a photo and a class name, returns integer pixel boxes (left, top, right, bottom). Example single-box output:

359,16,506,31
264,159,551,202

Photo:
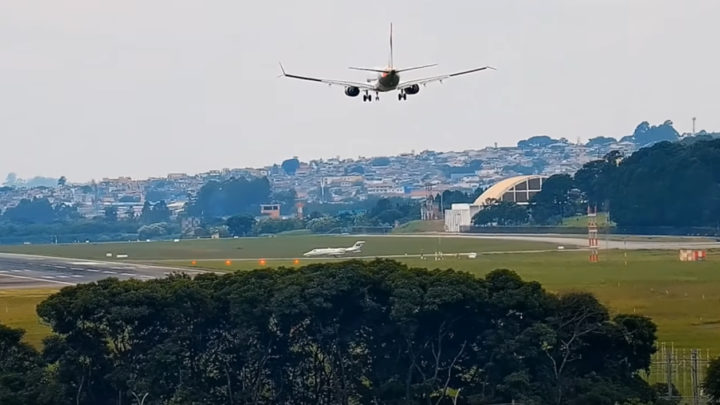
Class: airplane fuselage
375,69,401,92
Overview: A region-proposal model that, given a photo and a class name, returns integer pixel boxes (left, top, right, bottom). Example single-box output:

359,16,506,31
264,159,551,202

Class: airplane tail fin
389,23,394,69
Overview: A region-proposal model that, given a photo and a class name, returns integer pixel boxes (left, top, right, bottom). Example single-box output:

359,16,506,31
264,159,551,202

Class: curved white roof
473,175,546,206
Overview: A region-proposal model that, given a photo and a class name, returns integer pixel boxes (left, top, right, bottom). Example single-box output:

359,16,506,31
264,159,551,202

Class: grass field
0,289,57,348
0,235,564,261
391,220,445,233
1,235,718,355
166,249,720,353
561,212,614,227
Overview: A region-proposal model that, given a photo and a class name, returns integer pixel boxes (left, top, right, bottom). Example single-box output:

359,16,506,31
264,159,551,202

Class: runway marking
121,273,134,276
86,269,100,273
0,273,75,286
71,267,85,271
102,271,117,274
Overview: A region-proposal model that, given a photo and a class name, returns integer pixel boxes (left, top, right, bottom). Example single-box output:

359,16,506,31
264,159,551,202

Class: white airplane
303,241,366,257
279,24,495,102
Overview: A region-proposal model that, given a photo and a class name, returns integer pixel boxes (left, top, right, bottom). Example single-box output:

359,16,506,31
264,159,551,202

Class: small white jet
279,24,495,102
303,241,366,257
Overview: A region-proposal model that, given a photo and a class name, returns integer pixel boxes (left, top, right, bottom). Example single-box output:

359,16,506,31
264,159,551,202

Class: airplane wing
397,66,495,90
279,63,376,90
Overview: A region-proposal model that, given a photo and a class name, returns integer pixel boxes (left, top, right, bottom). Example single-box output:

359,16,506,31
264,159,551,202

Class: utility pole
691,349,700,405
666,349,672,399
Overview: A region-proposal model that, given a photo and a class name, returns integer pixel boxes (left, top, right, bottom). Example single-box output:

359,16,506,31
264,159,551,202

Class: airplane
303,241,366,257
279,24,495,102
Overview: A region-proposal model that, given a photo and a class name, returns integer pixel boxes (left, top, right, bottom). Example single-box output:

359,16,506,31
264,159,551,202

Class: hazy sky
2,0,719,182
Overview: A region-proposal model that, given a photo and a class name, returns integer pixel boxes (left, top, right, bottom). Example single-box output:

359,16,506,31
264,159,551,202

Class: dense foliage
472,199,529,226
185,177,271,219
706,357,720,404
575,139,720,227
0,260,664,404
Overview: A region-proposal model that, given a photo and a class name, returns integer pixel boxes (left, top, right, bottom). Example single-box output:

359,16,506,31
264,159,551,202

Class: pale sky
2,0,719,182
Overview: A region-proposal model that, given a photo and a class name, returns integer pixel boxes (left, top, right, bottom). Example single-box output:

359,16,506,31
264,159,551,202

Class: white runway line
0,273,75,286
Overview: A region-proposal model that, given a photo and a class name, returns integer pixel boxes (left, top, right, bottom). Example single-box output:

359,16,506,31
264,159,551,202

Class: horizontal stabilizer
348,66,388,73
395,64,437,73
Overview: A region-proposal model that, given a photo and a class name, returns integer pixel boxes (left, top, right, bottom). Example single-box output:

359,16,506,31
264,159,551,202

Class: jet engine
344,86,360,97
404,84,420,95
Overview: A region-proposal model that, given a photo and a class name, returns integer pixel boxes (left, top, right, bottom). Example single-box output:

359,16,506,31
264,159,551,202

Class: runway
0,253,205,290
382,233,720,250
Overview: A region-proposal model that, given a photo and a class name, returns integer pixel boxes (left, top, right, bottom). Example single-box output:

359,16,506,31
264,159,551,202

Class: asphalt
388,233,720,250
0,253,206,290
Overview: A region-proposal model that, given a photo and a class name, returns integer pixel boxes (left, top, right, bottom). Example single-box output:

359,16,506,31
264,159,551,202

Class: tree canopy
473,199,529,226
0,260,660,404
573,139,720,227
186,177,271,219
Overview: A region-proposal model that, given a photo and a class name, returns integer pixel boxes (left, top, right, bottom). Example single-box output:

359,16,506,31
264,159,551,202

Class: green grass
560,212,614,227
172,249,720,353
391,220,445,234
0,235,562,261
0,289,58,349
2,235,718,355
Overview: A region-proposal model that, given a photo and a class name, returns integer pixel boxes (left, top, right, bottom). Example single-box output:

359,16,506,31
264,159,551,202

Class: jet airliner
303,241,365,257
279,24,495,102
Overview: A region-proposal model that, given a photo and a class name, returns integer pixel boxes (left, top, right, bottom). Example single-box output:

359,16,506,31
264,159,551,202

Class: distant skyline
2,0,719,182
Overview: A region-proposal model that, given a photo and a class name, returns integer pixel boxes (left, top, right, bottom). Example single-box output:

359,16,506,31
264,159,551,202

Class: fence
643,342,713,404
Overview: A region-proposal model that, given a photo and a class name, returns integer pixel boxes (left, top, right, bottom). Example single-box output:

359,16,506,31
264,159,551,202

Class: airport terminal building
444,175,547,232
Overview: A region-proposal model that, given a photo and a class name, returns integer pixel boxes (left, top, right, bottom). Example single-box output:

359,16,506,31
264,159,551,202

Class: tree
225,215,256,236
2,198,56,224
137,222,169,240
186,177,271,218
706,357,720,404
517,135,559,149
586,136,617,147
530,174,580,224
271,189,297,215
607,139,720,227
57,176,67,187
152,200,171,223
307,216,341,233
3,173,17,186
473,199,529,226
573,152,621,209
34,260,658,404
281,158,300,175
0,324,49,404
103,206,118,222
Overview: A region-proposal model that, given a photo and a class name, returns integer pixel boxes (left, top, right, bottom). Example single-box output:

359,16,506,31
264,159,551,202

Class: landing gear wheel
398,93,403,101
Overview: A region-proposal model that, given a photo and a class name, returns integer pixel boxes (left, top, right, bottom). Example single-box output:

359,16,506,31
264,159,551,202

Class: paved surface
389,233,720,250
0,253,205,290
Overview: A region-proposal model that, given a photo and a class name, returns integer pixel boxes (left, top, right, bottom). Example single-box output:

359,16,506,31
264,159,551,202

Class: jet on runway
279,24,494,102
303,241,366,257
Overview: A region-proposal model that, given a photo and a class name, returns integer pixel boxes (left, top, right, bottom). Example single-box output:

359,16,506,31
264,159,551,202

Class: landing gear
362,91,372,102
398,92,407,101
375,91,380,101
